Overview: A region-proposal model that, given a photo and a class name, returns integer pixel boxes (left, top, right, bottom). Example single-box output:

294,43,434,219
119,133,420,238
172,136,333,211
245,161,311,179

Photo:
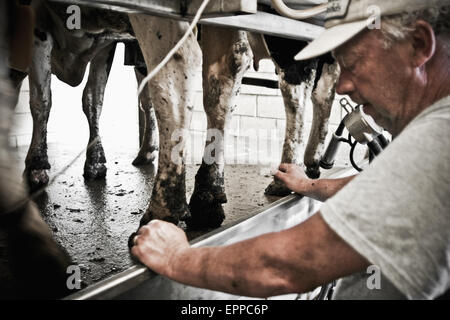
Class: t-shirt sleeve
320,111,450,300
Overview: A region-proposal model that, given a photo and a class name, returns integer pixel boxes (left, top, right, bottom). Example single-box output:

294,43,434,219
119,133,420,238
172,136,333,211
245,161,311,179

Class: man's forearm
302,175,356,202
166,212,368,298
168,236,300,298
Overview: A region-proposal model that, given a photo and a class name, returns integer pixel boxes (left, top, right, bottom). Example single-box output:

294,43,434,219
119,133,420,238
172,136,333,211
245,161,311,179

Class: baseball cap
295,0,450,60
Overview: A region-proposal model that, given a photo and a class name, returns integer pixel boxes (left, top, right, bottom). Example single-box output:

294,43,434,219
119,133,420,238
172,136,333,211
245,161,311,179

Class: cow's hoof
132,151,157,166
24,169,49,192
83,163,107,180
139,209,189,228
306,165,321,179
187,191,226,230
264,180,292,196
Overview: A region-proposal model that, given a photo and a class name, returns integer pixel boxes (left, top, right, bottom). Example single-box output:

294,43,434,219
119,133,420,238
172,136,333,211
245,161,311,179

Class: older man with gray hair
130,0,450,299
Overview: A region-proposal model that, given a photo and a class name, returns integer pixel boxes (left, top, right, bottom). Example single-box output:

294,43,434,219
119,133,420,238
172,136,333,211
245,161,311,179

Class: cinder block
185,130,206,165
15,134,31,147
234,94,256,116
257,117,277,131
11,113,33,135
240,116,276,133
256,59,276,73
276,119,286,138
329,100,343,126
228,115,240,136
257,96,285,119
15,92,30,114
239,116,257,133
190,111,207,131
302,98,342,125
9,136,17,148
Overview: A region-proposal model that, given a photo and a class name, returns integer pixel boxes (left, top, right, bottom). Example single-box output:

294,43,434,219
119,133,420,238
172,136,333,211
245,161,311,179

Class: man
131,0,450,299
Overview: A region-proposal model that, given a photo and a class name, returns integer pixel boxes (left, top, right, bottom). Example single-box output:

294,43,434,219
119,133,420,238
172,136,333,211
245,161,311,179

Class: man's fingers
274,169,286,181
133,235,139,246
138,220,163,235
131,244,143,261
278,163,289,172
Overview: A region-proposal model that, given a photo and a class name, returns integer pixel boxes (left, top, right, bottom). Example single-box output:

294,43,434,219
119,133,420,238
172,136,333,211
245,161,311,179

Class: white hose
270,0,327,20
137,0,210,97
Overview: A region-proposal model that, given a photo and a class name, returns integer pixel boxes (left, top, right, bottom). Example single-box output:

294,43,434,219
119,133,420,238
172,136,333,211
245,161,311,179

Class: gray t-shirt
320,95,450,300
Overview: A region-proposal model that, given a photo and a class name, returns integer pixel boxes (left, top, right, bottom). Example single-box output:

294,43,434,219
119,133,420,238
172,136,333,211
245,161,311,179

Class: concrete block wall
10,44,363,172
185,58,359,168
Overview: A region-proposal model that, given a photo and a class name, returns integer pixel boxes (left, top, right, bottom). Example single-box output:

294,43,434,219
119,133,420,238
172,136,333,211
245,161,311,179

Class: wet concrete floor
11,142,282,288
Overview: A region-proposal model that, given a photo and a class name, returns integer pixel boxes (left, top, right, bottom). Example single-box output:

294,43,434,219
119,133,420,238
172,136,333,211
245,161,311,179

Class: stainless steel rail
48,0,325,41
65,167,356,300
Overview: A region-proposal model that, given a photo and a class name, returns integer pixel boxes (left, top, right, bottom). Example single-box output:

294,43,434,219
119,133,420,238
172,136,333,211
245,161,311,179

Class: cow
0,0,71,299
257,34,339,196
18,1,158,191
129,12,338,231
23,2,336,232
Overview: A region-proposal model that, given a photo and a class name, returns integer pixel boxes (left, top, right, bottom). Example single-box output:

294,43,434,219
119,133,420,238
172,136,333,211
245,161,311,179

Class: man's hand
131,220,190,277
274,163,356,202
273,163,314,195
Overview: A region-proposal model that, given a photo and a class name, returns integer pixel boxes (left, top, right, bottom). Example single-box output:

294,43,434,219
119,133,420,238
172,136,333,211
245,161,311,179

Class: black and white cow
23,3,337,232
129,13,338,230
19,1,158,191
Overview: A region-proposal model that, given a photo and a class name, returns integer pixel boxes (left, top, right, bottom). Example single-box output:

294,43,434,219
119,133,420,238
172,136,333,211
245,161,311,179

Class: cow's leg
129,14,201,226
82,43,116,180
132,66,159,166
24,30,53,191
187,27,252,230
304,61,339,179
265,71,314,196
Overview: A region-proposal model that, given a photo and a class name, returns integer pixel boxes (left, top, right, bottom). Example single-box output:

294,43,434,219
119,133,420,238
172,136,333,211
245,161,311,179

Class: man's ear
411,20,436,68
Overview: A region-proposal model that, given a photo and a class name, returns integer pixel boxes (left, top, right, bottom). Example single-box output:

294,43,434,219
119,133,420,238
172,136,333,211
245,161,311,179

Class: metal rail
49,0,325,41
49,0,258,18
65,167,356,300
200,11,323,41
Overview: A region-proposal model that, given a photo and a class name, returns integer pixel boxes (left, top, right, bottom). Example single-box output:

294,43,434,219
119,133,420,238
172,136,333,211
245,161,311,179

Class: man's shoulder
413,95,450,122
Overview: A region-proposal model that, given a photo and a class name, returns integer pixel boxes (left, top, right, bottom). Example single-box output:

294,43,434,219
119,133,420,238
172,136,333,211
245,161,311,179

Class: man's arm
131,214,370,298
274,163,356,202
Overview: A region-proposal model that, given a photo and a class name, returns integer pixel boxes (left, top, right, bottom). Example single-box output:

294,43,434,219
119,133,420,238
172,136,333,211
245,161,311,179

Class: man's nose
336,71,355,96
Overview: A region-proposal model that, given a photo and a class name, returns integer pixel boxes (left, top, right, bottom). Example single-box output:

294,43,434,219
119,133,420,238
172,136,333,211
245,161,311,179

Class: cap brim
294,19,369,61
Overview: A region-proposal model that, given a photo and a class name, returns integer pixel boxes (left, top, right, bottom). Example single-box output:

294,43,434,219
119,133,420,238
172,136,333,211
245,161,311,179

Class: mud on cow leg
129,14,201,230
82,43,117,180
304,61,339,179
24,29,53,192
187,27,252,230
132,66,159,166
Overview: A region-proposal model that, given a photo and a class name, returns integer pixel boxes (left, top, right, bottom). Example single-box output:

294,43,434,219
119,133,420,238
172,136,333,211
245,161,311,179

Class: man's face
333,29,415,134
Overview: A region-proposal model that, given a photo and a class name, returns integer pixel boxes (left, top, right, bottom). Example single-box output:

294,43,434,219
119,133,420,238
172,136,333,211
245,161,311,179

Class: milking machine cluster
320,98,390,172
